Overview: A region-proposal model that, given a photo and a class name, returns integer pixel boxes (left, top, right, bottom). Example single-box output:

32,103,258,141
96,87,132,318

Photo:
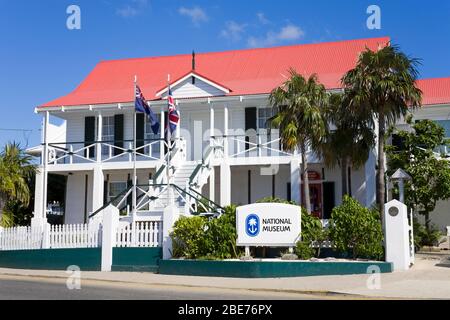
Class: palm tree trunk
301,144,312,214
377,110,386,216
341,157,348,198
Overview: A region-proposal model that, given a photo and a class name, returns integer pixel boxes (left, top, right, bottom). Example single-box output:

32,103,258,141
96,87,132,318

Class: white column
210,104,215,147
160,106,165,162
290,159,301,204
220,162,231,206
32,168,45,223
92,166,104,213
96,112,103,163
162,205,180,260
41,111,49,220
101,205,119,272
223,104,229,158
176,101,181,140
209,167,215,202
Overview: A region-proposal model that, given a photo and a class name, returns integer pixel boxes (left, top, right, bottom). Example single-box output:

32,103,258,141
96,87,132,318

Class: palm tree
269,69,328,214
0,142,36,227
319,93,375,198
342,44,422,214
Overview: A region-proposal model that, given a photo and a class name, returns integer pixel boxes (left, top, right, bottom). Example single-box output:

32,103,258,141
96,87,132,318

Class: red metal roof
417,77,450,106
40,37,394,108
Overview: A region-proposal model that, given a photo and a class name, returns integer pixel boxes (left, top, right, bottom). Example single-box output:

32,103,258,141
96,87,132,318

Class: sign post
236,203,301,256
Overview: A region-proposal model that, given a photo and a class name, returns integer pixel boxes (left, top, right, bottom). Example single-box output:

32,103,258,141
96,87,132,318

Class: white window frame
102,116,115,155
108,181,127,203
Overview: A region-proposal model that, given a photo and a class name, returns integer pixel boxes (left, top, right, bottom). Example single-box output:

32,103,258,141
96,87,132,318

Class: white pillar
96,112,103,163
92,166,104,213
220,162,231,206
33,168,45,221
290,159,301,204
384,200,411,271
210,104,215,147
162,205,179,260
223,104,229,158
209,167,215,202
101,205,119,272
41,111,49,220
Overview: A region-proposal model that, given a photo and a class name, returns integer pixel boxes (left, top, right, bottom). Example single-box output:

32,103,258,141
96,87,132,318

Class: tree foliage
342,44,423,214
387,118,450,230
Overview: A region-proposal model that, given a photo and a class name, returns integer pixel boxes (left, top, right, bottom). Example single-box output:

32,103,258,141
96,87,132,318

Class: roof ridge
97,36,391,64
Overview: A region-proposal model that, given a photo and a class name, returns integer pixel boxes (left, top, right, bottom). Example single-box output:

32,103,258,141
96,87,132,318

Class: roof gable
156,71,231,99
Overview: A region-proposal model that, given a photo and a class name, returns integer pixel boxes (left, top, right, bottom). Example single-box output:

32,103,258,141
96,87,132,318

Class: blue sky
0,0,449,148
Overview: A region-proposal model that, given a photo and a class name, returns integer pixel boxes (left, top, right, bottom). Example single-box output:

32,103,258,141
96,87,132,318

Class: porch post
210,104,215,147
209,167,215,202
96,112,102,163
160,106,165,162
290,159,301,204
38,112,49,222
223,104,229,158
92,166,104,213
220,162,231,206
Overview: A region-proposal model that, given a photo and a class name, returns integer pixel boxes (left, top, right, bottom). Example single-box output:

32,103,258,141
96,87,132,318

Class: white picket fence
49,224,100,249
0,220,163,251
116,221,163,248
0,226,44,251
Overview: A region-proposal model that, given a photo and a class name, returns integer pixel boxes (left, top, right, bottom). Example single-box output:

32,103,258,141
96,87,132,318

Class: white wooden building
28,37,450,230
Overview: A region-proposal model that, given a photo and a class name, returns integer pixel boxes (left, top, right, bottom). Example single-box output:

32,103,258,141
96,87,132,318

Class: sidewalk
0,254,449,299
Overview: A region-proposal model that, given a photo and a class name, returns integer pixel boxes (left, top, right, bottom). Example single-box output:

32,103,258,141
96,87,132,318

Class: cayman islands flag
135,84,160,134
167,86,179,135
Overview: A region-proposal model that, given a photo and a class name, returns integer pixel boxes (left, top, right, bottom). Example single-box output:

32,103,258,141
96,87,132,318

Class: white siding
164,77,225,99
65,173,89,224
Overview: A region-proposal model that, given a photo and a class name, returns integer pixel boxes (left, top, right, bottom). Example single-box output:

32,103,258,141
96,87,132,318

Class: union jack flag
167,86,179,135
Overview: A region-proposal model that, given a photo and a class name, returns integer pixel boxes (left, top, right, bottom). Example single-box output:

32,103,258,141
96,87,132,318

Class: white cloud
178,6,208,25
220,21,247,42
256,12,270,25
116,0,149,18
247,24,305,48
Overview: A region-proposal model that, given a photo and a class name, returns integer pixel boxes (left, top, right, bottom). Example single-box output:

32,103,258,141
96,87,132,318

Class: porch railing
116,220,163,248
46,138,169,165
212,131,296,159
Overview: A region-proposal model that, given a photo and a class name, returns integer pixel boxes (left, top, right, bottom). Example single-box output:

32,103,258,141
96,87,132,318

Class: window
108,182,127,203
257,107,274,130
102,116,114,155
434,120,450,138
145,116,161,157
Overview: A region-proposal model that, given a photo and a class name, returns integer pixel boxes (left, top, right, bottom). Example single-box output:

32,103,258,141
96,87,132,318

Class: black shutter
322,182,335,220
127,178,132,210
114,114,124,156
84,117,96,158
245,107,257,151
136,113,145,154
103,180,108,205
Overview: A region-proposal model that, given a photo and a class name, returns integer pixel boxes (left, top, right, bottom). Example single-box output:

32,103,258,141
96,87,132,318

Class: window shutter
114,114,124,156
103,180,108,205
245,107,257,151
84,116,96,158
136,113,145,154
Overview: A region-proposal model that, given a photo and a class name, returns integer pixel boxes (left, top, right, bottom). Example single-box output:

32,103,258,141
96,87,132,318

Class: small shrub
256,196,297,205
294,240,315,260
413,219,444,249
328,195,383,260
171,216,207,259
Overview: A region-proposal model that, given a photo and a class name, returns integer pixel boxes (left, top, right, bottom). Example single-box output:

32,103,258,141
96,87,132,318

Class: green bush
294,241,315,260
328,196,384,260
256,196,297,205
413,219,444,249
171,205,242,260
171,216,208,259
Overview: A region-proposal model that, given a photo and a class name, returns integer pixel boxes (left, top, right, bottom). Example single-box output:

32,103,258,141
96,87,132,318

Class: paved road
0,275,325,300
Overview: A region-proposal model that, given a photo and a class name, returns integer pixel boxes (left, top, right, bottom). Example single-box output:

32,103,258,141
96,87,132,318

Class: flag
167,86,179,135
135,85,160,134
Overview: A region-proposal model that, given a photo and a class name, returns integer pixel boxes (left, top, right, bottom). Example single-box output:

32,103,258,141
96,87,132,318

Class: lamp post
390,169,412,204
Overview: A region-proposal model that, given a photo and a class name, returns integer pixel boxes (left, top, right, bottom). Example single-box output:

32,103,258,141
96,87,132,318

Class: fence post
42,223,51,249
101,205,120,272
0,226,3,250
162,205,179,260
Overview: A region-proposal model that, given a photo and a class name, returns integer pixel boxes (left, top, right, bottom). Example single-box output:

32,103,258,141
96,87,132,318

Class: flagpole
133,75,137,218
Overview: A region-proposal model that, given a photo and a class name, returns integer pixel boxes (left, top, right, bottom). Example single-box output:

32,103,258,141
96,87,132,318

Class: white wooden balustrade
49,224,100,249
